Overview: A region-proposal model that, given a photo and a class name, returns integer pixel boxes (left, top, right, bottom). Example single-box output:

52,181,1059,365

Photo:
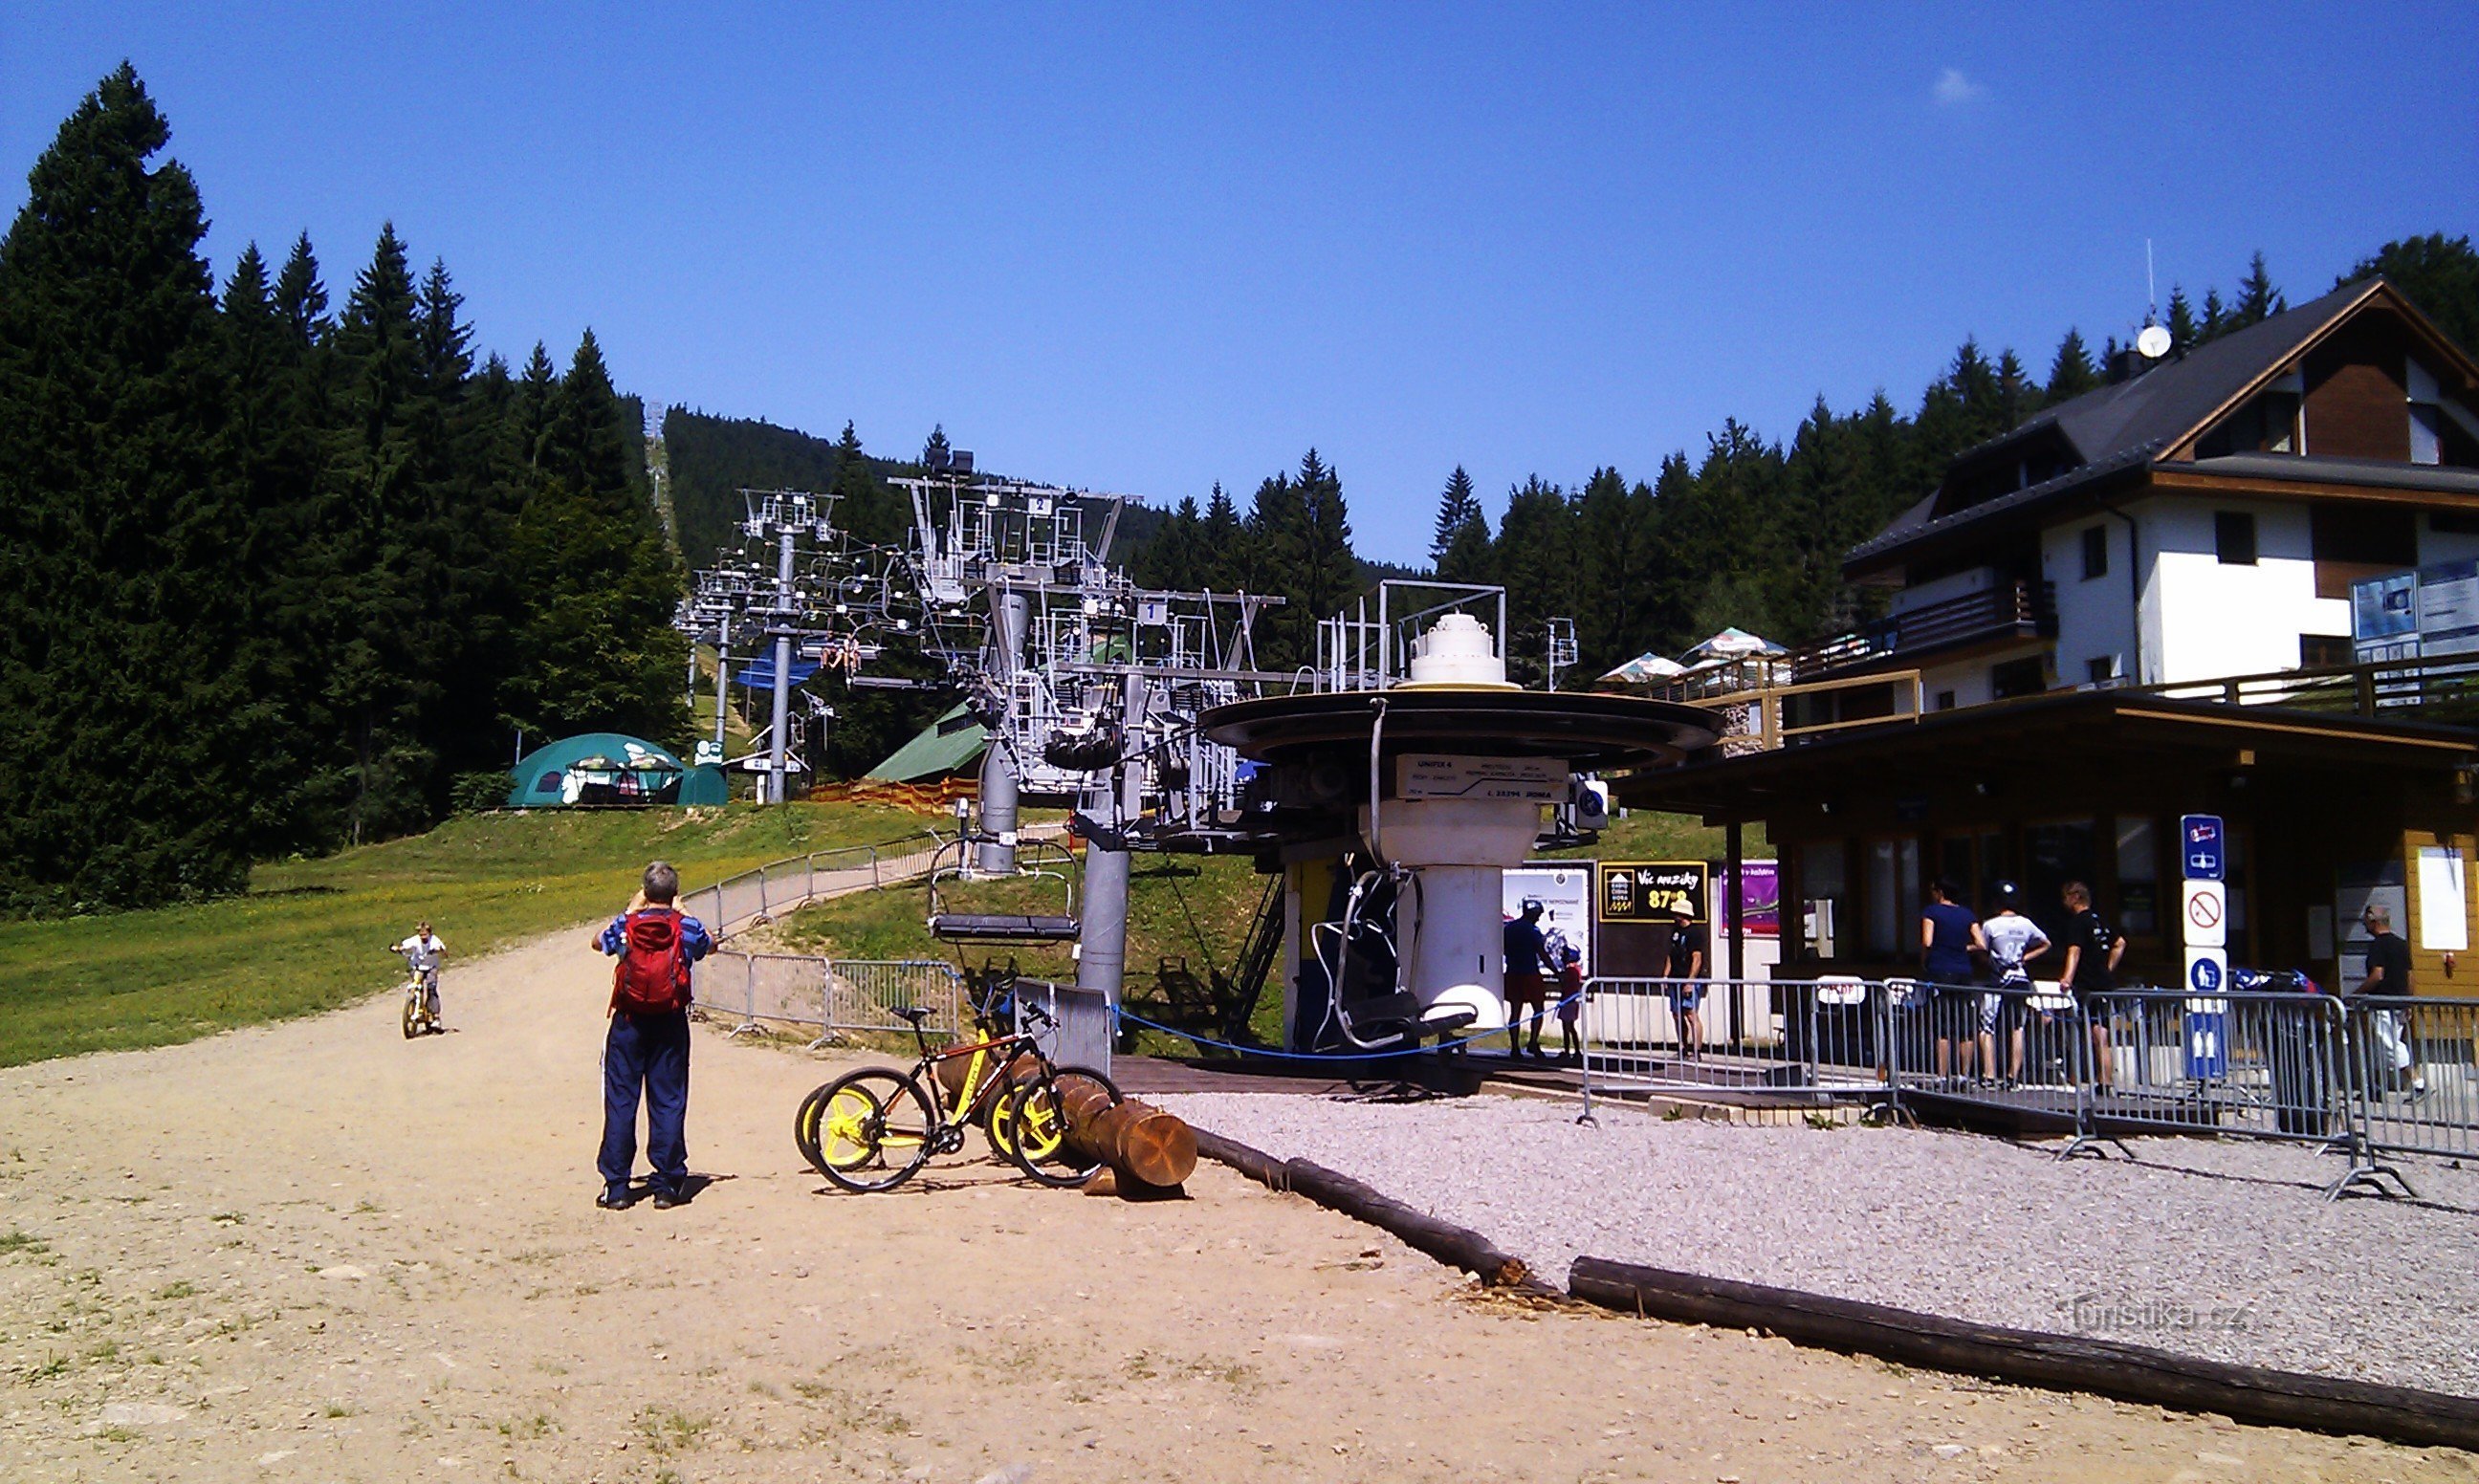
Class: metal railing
674,828,950,941
1577,973,2472,1200
1577,977,1881,1107
1785,579,2054,682
2345,996,2474,1162
691,952,968,1044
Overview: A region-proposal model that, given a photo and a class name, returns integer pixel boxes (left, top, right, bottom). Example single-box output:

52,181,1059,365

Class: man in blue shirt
593,861,714,1211
1503,900,1553,1058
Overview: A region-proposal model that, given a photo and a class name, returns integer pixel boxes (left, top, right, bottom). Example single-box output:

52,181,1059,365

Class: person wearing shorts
1979,883,2051,1086
2057,881,2124,1089
1549,931,1586,1062
1665,898,1707,1058
1503,899,1553,1058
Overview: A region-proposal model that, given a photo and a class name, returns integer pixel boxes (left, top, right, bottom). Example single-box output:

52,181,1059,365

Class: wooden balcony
1789,579,2054,682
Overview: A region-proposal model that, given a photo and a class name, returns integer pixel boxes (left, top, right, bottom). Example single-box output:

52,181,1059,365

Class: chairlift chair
924,833,1082,945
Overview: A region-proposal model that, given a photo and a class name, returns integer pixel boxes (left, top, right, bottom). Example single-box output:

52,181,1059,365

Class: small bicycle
397,949,440,1039
793,990,1121,1193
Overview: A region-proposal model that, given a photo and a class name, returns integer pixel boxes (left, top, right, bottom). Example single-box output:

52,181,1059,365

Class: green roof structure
866,703,988,782
508,732,693,808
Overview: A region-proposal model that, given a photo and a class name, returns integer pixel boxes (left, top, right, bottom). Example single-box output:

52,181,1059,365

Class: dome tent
508,733,721,809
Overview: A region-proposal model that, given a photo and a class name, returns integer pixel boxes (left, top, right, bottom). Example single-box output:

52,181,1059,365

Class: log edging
1568,1255,2479,1452
1191,1128,1529,1288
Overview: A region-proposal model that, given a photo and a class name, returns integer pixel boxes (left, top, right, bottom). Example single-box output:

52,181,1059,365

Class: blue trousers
600,1010,691,1194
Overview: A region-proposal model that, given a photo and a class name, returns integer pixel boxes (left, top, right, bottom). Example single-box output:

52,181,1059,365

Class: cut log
1281,1159,1528,1288
1057,1081,1197,1189
1567,1256,2479,1452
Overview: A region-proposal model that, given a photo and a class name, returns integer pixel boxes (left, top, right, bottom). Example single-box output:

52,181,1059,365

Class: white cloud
1933,67,1988,106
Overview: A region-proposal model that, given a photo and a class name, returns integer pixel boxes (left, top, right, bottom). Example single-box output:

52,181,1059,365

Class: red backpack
611,907,692,1015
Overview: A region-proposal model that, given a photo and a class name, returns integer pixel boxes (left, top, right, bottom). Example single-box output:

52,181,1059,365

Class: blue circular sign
2189,956,2224,993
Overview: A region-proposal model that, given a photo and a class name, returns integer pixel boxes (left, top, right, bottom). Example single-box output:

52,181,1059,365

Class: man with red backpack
592,861,713,1211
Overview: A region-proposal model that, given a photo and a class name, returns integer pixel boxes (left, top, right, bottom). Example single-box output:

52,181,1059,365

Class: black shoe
596,1189,633,1211
650,1188,685,1211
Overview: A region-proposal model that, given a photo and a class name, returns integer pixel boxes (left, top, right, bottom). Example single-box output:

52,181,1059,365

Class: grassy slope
0,803,932,1068
750,811,1763,1051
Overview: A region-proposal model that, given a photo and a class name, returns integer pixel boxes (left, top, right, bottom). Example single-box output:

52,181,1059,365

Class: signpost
2180,816,2228,1075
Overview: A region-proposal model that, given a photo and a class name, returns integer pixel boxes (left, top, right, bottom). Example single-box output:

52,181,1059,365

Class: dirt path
0,927,2467,1482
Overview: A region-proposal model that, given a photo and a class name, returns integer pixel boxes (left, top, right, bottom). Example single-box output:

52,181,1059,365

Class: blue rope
1113,990,1586,1061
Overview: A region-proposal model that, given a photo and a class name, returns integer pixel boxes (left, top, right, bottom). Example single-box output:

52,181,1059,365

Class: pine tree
2234,251,2284,328
921,423,950,464
0,63,261,906
2165,288,2197,355
2045,329,2099,403
1429,466,1481,566
1197,482,1243,593
2199,288,2227,343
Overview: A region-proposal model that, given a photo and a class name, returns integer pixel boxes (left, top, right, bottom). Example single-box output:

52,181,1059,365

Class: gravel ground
1159,1090,2479,1398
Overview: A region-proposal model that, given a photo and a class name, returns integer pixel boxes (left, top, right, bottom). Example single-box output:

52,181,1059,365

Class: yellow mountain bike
794,994,1120,1193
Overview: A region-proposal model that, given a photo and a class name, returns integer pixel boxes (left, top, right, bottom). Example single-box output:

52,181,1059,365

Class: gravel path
1160,1090,2479,1397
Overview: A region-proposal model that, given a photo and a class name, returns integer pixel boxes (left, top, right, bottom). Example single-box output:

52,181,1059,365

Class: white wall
2137,497,2348,683
2044,517,2139,685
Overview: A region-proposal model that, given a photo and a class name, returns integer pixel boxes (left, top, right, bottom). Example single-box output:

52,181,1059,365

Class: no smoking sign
2182,879,2227,948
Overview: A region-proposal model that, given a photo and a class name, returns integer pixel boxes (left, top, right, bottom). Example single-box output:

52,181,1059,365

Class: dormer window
2196,370,2304,457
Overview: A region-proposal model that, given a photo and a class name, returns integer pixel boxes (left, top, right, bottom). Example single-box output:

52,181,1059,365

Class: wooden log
931,1047,1039,1104
1567,1255,2479,1452
1191,1127,1290,1189
1058,1081,1197,1189
1281,1158,1529,1288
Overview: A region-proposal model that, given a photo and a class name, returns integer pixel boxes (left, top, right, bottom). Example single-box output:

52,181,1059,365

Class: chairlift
924,832,1081,945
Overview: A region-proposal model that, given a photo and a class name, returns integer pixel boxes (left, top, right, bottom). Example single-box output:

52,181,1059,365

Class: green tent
508,733,691,808
867,703,987,782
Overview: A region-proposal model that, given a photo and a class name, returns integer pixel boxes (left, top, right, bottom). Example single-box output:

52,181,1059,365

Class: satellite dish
2137,323,2173,360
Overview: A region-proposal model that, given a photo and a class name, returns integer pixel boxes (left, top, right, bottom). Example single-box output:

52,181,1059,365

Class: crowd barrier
691,952,968,1043
1577,973,2468,1198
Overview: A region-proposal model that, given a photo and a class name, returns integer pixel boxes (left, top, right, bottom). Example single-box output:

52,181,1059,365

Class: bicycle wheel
810,1067,936,1194
1004,1065,1123,1189
401,988,421,1039
791,1080,837,1176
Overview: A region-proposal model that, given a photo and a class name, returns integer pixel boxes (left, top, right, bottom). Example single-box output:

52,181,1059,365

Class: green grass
0,802,935,1068
1541,810,1770,862
763,810,1754,1052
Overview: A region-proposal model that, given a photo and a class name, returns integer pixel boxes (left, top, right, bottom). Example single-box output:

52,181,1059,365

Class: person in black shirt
1666,898,1708,1059
2056,881,2124,1089
2353,903,2428,1101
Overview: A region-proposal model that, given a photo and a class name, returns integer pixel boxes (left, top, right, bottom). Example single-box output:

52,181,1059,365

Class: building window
2080,526,2109,580
2215,512,2258,566
1799,840,1848,959
1934,689,1957,710
2085,655,2118,685
2300,634,2354,668
1990,655,2047,699
1864,838,1921,958
2311,503,2416,598
2433,511,2479,535
2116,817,2159,935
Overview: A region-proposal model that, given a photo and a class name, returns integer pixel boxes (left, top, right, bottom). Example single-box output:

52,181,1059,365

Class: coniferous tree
2344,235,2478,354
2045,330,2100,403
0,63,261,907
1197,482,1243,593
2165,288,2197,355
1430,466,1481,566
2233,251,2284,328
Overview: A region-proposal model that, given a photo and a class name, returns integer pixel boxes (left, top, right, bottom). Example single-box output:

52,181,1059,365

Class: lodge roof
1612,689,2479,821
1847,278,2479,576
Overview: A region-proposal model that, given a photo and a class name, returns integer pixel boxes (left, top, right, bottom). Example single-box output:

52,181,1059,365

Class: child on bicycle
390,921,447,1025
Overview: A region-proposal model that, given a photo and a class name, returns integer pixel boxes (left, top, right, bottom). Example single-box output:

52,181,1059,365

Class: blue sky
6,4,2474,563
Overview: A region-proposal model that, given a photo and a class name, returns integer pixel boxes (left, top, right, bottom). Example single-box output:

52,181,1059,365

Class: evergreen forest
0,67,683,911
3,63,2473,914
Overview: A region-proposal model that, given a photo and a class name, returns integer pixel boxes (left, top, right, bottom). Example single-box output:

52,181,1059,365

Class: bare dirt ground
1,928,2471,1483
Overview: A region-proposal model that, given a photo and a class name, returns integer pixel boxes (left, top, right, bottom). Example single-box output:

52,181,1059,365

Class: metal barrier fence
674,829,949,940
1578,973,2473,1199
1012,980,1115,1077
1578,978,1882,1113
691,952,967,1043
2346,996,2473,1163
